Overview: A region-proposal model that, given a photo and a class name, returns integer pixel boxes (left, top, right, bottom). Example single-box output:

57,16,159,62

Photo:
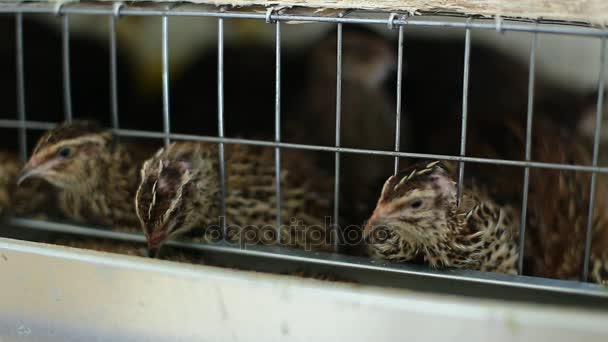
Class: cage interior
1,1,608,311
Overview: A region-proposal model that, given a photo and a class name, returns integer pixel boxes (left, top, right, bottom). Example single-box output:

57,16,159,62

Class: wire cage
1,0,608,318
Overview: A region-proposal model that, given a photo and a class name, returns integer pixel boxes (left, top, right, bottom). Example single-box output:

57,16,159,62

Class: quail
506,117,608,284
363,160,520,274
17,120,156,229
135,141,333,255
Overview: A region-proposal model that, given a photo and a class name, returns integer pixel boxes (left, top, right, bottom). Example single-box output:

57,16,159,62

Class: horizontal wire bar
0,119,606,175
1,3,607,37
0,119,56,130
7,217,608,300
113,128,608,174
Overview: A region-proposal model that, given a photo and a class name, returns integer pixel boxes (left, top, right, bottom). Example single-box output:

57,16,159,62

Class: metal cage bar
217,17,227,237
15,13,27,162
393,24,404,174
1,118,607,174
109,7,120,129
457,20,472,203
518,31,538,275
162,15,171,147
333,21,343,251
274,19,282,242
61,13,72,122
582,36,607,281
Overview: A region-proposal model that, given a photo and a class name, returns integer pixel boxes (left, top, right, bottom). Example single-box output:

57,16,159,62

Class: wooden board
94,0,608,26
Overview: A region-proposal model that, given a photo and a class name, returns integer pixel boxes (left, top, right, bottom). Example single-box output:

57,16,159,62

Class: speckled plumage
364,161,520,274
505,118,608,284
136,142,333,252
19,120,154,228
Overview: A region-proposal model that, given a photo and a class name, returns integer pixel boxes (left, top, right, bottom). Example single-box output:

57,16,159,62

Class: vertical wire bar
457,21,472,203
274,21,282,243
161,15,170,147
15,13,27,162
582,36,607,281
62,15,72,122
332,23,343,251
393,25,404,174
217,18,227,237
109,14,119,129
518,31,537,275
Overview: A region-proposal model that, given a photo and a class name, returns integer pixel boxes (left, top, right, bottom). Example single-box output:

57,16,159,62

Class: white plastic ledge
0,236,607,341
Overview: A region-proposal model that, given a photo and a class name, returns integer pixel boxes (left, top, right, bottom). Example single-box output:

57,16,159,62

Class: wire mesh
2,1,608,297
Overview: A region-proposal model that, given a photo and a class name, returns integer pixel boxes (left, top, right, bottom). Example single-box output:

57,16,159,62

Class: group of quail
1,24,607,285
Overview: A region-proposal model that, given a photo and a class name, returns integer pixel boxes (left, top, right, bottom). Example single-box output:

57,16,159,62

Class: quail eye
58,147,71,158
410,200,423,209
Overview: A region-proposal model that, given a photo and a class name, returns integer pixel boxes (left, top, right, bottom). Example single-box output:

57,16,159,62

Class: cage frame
1,1,608,307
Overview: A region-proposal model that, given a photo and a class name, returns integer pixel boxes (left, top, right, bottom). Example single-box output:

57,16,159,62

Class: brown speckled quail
364,160,520,274
135,142,334,255
17,120,156,229
505,117,608,284
416,114,608,284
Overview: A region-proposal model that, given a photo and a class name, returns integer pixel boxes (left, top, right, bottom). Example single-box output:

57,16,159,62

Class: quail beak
146,232,167,258
17,159,42,186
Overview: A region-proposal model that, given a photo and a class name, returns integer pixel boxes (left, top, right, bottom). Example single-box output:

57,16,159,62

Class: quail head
17,120,153,228
136,142,220,254
136,142,333,255
364,160,520,274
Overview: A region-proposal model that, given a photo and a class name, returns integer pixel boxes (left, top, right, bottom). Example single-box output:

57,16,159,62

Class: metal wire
8,216,608,302
109,12,119,129
1,117,607,174
333,22,343,251
162,15,171,147
393,25,404,174
61,14,72,122
217,18,227,237
274,20,282,243
582,37,607,281
518,31,537,275
15,13,27,162
457,20,472,203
